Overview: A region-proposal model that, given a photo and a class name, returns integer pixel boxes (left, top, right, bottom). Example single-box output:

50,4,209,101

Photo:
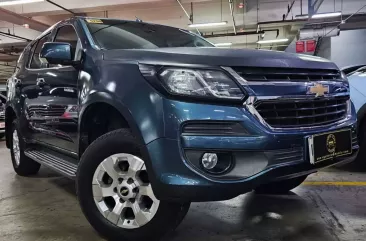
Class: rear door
27,24,80,154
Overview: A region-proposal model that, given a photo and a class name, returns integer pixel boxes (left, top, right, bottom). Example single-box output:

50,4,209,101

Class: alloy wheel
92,153,160,229
13,130,20,166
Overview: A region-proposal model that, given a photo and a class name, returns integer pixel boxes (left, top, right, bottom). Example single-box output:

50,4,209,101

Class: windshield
84,19,213,50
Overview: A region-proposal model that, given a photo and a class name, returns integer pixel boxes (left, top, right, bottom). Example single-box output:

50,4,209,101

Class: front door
26,24,81,154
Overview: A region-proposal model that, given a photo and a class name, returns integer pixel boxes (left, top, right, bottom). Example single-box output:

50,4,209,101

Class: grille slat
27,105,66,117
255,96,349,128
257,103,347,112
265,109,345,120
232,67,341,82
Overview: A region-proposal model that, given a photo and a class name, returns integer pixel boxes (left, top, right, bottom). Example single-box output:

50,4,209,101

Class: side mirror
40,42,73,66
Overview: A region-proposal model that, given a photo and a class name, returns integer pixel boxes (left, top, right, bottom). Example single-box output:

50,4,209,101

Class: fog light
202,153,218,170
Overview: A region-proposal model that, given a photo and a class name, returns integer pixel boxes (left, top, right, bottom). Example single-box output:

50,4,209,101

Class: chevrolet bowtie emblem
308,83,329,97
121,189,129,194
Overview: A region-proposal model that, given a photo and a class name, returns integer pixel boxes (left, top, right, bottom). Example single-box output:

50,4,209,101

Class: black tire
353,122,366,167
77,129,190,241
255,175,308,194
10,120,41,176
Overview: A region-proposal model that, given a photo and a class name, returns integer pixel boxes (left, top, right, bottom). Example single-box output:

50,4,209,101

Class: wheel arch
78,91,146,158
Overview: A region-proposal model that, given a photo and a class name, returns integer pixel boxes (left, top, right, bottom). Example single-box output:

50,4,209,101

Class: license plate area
308,129,352,164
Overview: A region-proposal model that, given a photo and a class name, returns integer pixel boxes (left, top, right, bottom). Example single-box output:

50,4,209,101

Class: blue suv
5,17,358,241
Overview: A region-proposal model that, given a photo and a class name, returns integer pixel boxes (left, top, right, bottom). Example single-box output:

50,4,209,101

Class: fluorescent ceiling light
295,15,309,19
312,12,341,19
295,12,341,19
0,0,44,6
188,21,227,28
214,42,232,47
257,38,289,44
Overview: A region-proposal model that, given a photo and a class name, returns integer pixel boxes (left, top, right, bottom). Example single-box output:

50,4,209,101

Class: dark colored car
0,97,5,138
5,17,358,241
0,85,6,138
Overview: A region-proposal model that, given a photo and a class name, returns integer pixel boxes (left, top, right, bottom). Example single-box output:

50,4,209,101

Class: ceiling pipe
300,26,340,39
0,55,18,61
0,7,50,32
300,0,303,15
0,63,16,68
45,0,76,15
228,0,237,35
0,42,28,49
284,1,295,20
203,29,278,38
0,51,17,56
204,30,263,38
0,31,31,41
176,0,200,34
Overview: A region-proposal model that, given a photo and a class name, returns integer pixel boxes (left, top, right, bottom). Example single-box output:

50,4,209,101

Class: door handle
36,78,46,87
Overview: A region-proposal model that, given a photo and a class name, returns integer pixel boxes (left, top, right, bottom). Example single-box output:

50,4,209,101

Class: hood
103,47,338,70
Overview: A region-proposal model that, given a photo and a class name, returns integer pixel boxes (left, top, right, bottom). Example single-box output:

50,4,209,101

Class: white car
347,66,366,164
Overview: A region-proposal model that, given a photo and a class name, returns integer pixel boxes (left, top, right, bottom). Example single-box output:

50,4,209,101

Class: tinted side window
357,67,366,73
16,48,26,69
54,25,78,58
29,34,50,69
28,42,38,67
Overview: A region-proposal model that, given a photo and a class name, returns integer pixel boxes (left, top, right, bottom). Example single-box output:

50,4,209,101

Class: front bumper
143,99,358,202
147,137,358,202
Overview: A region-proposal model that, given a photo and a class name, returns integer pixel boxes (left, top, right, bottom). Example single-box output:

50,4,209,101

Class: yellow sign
308,83,329,97
326,134,336,153
86,19,104,24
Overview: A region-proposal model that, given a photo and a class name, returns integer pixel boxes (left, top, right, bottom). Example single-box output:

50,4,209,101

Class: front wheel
255,175,308,194
77,129,190,241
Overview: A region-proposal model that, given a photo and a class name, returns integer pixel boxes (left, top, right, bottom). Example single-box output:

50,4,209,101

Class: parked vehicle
0,99,5,139
5,17,358,241
347,66,366,164
0,85,6,138
342,65,366,76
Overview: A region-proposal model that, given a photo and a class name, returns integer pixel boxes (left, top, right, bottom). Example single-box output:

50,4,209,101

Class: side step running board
25,150,78,179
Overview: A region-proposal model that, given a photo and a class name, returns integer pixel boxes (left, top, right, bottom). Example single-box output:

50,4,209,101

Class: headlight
140,65,245,101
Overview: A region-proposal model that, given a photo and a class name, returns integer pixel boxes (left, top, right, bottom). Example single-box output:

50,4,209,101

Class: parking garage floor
0,141,365,241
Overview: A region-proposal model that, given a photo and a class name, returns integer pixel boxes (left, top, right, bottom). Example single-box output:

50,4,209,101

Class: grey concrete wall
317,29,366,68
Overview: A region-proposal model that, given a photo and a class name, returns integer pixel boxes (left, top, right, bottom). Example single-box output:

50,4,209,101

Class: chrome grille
231,67,341,82
0,112,4,120
27,105,66,118
255,96,349,128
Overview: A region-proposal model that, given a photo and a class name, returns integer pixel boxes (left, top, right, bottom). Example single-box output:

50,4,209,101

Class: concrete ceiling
0,0,366,81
